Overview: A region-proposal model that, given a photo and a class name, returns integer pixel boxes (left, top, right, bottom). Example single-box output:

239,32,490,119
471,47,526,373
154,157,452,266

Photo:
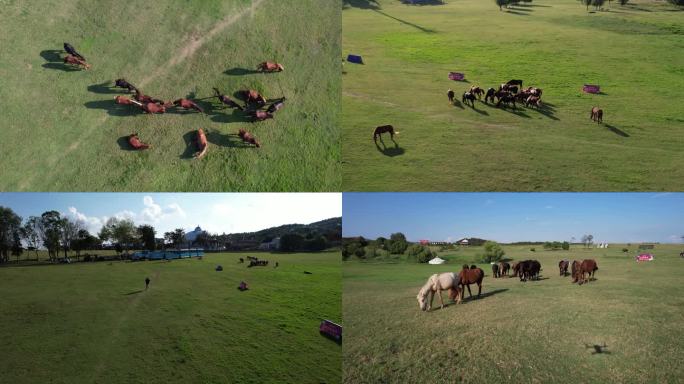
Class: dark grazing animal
64,42,85,61
462,91,476,107
266,97,286,114
492,263,500,278
590,107,603,124
373,125,398,142
571,260,582,283
496,93,516,109
249,110,274,121
578,259,598,285
518,260,541,282
498,262,510,277
559,260,569,276
506,79,523,88
469,86,485,100
173,98,204,113
455,264,484,302
526,95,542,108
484,88,496,103
114,78,138,93
238,128,260,147
213,87,243,110
447,89,455,104
63,54,90,69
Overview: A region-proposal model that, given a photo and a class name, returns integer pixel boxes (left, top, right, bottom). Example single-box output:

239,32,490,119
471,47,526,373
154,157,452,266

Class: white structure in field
428,257,446,265
185,226,204,243
259,237,281,251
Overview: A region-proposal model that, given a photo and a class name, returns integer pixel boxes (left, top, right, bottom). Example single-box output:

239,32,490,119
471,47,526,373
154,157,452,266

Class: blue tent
347,54,364,64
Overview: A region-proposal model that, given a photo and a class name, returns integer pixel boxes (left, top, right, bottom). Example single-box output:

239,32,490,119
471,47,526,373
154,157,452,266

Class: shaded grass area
343,244,684,383
0,0,340,191
342,0,684,191
0,252,341,384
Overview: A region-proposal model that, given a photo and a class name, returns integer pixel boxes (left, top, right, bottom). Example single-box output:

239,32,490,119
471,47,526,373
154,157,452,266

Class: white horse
416,272,461,311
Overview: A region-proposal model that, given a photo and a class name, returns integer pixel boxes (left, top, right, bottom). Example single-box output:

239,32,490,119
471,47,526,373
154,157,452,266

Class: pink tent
636,253,654,262
583,84,600,94
449,72,465,81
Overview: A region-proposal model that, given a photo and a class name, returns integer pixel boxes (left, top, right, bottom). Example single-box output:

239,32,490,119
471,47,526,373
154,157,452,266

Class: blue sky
343,193,684,244
0,193,341,235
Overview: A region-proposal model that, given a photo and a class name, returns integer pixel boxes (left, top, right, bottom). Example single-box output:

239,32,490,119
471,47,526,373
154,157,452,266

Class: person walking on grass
145,277,150,290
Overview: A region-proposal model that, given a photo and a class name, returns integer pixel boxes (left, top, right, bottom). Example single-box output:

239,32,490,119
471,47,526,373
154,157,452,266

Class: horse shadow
210,108,251,124
530,105,559,120
375,140,405,157
469,105,489,116
452,100,464,109
205,129,252,149
40,49,80,72
604,124,629,137
83,100,140,117
224,67,263,76
123,290,143,295
401,0,446,5
506,10,532,16
180,131,199,159
461,288,509,302
116,135,138,151
87,81,122,94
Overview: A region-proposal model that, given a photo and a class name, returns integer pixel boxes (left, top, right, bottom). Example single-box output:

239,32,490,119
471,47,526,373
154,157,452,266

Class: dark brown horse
498,261,510,277
578,259,598,285
526,95,541,108
484,88,496,104
571,260,582,283
511,261,521,277
241,90,267,108
506,79,523,88
266,97,286,114
64,54,90,69
469,86,485,100
492,263,500,278
462,91,476,107
134,90,164,105
128,133,150,150
496,93,516,109
373,125,398,142
64,42,85,61
455,264,484,303
141,102,166,114
173,98,204,113
591,107,603,124
559,260,569,276
238,128,260,148
213,87,244,111
114,78,138,93
447,89,455,104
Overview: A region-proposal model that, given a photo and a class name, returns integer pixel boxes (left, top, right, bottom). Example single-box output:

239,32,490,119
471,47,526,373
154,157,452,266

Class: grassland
342,0,684,191
343,244,684,383
0,251,341,384
0,0,340,191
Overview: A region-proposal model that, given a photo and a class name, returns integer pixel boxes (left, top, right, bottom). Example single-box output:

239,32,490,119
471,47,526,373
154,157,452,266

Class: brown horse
373,125,398,142
115,78,138,93
526,95,541,108
462,91,476,107
578,259,598,285
455,264,484,303
257,61,284,72
115,96,138,106
250,110,274,121
63,54,90,69
590,107,603,124
128,134,150,150
142,102,166,114
266,97,286,114
559,260,569,276
506,79,523,88
241,90,267,107
238,129,260,148
496,93,516,109
511,261,521,277
212,87,244,111
571,260,582,283
498,262,510,277
447,89,455,104
173,98,204,113
194,128,208,159
134,90,164,105
469,86,485,100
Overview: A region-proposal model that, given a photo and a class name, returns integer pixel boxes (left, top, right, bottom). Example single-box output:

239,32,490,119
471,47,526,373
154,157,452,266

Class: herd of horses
58,42,286,156
239,256,278,268
417,258,599,312
449,79,543,110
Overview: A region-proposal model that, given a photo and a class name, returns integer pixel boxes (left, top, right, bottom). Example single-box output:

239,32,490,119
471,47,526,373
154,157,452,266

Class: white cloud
66,207,104,233
545,205,553,209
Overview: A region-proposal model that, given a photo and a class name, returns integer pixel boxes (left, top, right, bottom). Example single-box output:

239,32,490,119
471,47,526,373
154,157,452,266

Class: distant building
259,237,281,251
185,226,204,243
457,238,469,246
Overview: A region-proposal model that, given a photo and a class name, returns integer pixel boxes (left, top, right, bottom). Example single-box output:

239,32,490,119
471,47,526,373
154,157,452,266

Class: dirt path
139,0,265,88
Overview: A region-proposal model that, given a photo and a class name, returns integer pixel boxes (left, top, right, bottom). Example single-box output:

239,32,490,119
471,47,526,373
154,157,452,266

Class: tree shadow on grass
375,140,405,157
604,124,629,137
372,10,436,33
223,67,263,76
87,81,122,94
84,100,140,117
124,290,143,295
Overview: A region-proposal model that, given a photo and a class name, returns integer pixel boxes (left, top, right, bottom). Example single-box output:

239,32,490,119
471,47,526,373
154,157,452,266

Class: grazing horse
416,272,460,311
257,61,284,72
507,79,523,89
469,86,485,100
496,93,516,109
456,264,484,303
571,260,582,283
578,259,598,285
238,128,260,148
499,83,510,92
212,87,244,110
173,98,204,113
134,90,164,105
484,88,496,104
492,263,500,278
115,96,137,105
114,78,138,93
508,86,519,94
590,107,603,124
128,133,150,150
499,262,510,277
194,128,208,158
525,95,542,108
462,91,476,107
511,261,521,277
241,90,267,108
373,125,398,142
447,89,455,104
249,110,274,121
142,102,166,114
64,42,85,61
266,97,286,114
530,87,543,97
519,260,541,282
559,260,569,276
63,54,90,69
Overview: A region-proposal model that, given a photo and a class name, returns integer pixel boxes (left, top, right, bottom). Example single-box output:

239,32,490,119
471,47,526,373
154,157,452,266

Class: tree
59,217,83,258
103,218,138,255
388,232,408,254
11,230,23,262
305,236,328,252
72,229,100,259
376,236,387,248
22,217,41,260
481,241,505,263
562,241,570,250
0,206,22,263
137,225,156,251
38,211,62,261
407,244,434,263
164,228,186,250
280,233,304,252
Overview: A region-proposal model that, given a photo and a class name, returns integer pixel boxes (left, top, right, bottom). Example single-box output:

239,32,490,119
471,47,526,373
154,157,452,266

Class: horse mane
418,274,437,298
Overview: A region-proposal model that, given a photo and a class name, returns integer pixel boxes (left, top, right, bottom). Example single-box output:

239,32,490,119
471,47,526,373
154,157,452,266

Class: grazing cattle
416,272,460,311
492,263,500,278
114,78,138,93
194,128,208,159
63,54,90,69
469,86,485,100
484,88,496,104
571,260,582,283
241,90,267,108
462,91,476,107
63,42,85,60
559,260,569,276
525,95,542,108
499,262,510,277
590,107,603,124
447,89,455,104
173,98,204,113
578,259,598,285
128,133,150,150
373,125,398,142
257,61,284,72
496,93,516,109
455,264,484,303
266,97,286,114
213,87,243,110
249,110,274,121
142,102,166,114
238,128,260,148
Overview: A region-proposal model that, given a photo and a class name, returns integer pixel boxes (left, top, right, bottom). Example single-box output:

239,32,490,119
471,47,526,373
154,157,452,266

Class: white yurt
428,257,445,265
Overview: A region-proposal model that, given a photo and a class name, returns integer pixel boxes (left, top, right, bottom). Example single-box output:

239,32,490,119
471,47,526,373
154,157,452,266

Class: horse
508,86,519,94
238,129,260,148
518,260,541,282
571,260,582,283
64,42,85,60
590,107,603,124
462,91,476,107
492,263,500,278
115,96,137,105
559,260,569,276
373,125,398,142
507,79,523,89
266,97,286,114
456,264,483,302
530,87,543,97
511,261,521,277
578,259,598,285
416,272,460,311
173,98,204,113
249,110,273,121
484,88,496,104
134,90,164,105
212,87,243,110
63,54,90,69
496,93,516,109
257,61,284,72
525,95,541,108
194,128,208,159
498,261,510,277
499,83,510,92
128,133,150,150
114,78,138,93
447,89,455,104
141,102,166,114
469,86,485,100
241,89,267,108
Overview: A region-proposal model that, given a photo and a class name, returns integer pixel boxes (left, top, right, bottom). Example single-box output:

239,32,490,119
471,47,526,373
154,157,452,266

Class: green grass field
0,0,340,191
0,251,341,384
342,0,684,191
343,244,684,383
